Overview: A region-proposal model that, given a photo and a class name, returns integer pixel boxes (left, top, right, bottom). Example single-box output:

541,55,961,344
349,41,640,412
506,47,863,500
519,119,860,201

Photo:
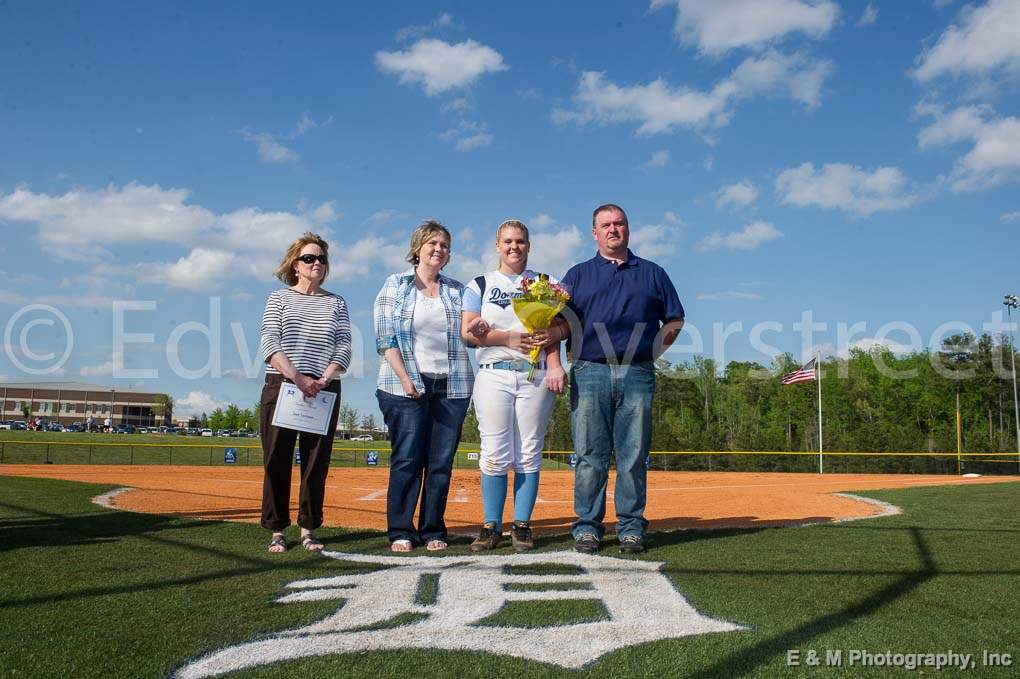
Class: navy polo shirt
560,250,684,363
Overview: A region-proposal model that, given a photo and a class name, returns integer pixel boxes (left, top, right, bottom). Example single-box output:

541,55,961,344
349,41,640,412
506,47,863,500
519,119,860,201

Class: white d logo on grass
174,550,744,678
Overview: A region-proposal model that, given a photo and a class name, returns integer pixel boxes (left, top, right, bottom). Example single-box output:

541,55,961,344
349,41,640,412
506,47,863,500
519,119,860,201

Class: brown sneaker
510,520,534,551
470,522,502,552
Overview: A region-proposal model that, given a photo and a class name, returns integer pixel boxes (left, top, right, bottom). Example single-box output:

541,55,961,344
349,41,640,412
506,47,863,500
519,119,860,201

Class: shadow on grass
687,527,937,679
0,492,383,611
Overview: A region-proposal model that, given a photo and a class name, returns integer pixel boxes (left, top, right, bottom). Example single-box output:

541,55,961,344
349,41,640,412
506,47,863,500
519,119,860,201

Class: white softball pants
473,368,556,475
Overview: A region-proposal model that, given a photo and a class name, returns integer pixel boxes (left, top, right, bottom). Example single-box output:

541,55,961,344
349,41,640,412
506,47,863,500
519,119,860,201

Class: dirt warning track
3,465,1016,534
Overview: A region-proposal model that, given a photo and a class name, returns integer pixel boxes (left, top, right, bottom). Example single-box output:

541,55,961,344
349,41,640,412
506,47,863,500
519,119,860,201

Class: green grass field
0,432,585,470
0,474,1017,677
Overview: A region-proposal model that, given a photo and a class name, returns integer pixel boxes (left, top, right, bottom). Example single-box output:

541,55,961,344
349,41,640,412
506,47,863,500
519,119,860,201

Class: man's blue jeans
570,360,655,540
377,376,470,544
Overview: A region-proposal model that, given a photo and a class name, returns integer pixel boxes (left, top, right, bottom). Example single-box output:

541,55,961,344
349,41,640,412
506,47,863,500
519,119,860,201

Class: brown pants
259,373,341,531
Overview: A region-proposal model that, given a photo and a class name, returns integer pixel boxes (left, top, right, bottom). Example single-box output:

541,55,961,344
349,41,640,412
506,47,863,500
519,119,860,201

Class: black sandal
268,534,287,553
301,535,324,551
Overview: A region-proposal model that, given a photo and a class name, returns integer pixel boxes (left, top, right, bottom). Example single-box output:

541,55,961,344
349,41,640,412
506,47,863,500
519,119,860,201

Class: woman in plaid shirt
374,220,473,552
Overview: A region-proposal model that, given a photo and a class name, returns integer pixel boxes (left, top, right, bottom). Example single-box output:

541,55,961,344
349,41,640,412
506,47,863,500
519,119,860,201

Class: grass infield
0,476,1017,677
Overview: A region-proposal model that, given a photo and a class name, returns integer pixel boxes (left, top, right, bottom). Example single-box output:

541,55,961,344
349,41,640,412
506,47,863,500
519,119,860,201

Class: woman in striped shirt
259,231,352,553
374,220,473,553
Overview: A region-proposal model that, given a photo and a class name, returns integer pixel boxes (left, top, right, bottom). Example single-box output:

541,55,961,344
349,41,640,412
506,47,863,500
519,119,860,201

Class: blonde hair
496,219,530,242
406,219,452,265
274,232,330,286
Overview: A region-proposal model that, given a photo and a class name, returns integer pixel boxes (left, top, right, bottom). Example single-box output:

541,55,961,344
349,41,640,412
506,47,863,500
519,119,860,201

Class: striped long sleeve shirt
260,288,352,379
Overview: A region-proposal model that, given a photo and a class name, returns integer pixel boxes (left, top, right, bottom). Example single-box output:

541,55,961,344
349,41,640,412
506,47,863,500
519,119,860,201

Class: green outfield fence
0,440,1017,475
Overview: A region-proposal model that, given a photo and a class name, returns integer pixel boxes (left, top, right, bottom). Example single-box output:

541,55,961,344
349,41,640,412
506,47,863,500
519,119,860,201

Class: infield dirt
1,465,1016,534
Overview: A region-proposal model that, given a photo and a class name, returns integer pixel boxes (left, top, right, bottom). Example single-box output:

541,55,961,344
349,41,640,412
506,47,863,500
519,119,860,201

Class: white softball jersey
463,269,559,475
462,269,560,366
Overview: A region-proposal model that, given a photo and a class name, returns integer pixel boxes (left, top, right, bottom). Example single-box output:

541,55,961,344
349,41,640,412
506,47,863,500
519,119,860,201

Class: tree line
460,333,1020,474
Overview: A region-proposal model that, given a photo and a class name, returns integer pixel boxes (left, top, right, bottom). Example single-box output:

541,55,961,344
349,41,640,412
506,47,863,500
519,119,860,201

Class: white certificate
271,384,337,435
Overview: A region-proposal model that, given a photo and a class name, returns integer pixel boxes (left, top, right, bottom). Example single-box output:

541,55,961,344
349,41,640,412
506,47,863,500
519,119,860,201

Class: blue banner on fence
224,448,237,464
295,448,301,465
569,453,577,468
645,454,651,469
366,451,379,466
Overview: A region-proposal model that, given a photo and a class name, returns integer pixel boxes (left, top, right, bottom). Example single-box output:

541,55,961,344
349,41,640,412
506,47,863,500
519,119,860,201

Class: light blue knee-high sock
481,473,508,529
512,471,540,523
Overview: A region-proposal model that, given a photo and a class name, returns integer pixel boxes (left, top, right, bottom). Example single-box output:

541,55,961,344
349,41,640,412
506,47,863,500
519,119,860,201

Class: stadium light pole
1004,294,1020,473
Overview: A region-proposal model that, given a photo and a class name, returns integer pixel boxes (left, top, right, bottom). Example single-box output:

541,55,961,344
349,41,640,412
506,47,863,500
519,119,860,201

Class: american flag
781,358,817,385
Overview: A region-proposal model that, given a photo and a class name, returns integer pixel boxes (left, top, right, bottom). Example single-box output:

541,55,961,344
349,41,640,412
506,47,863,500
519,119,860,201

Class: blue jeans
377,376,470,544
570,360,655,540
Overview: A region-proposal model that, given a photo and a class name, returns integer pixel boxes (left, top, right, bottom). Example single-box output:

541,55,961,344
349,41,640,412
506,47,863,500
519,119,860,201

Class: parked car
200,428,213,437
236,428,255,438
0,421,12,430
47,422,64,432
351,434,374,441
12,421,27,431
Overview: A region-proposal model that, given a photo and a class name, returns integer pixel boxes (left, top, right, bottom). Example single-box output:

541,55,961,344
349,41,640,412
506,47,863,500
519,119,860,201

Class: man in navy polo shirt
547,203,684,554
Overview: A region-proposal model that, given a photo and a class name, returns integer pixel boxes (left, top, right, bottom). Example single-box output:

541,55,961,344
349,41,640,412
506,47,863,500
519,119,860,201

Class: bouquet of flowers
511,273,571,380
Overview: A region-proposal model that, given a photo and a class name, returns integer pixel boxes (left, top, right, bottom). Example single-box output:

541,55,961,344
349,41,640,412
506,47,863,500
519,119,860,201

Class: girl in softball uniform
460,219,565,551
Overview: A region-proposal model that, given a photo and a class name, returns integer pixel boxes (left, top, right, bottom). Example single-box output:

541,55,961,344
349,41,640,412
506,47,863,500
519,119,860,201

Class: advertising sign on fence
467,452,479,461
224,448,237,464
367,451,379,466
569,453,577,468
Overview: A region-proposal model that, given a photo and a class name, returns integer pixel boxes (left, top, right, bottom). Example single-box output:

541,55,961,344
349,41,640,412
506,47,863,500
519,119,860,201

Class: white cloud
1001,210,1020,221
775,162,919,215
441,97,471,114
528,213,557,230
628,212,684,259
366,209,406,224
237,129,299,164
912,0,1020,82
376,38,508,96
848,337,914,357
174,390,231,419
651,0,839,56
917,104,1020,191
292,112,333,137
856,3,878,27
645,150,670,167
80,359,118,377
552,50,831,136
0,183,215,255
715,180,758,208
699,221,783,251
308,201,340,224
527,225,586,279
395,12,455,42
440,120,494,151
146,248,248,292
697,291,764,300
630,223,678,259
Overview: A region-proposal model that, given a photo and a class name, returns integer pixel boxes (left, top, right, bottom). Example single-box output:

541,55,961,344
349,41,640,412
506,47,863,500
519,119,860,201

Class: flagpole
816,353,823,474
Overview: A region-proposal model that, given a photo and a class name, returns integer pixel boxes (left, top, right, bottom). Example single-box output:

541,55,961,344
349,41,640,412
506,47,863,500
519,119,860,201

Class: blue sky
2,0,1019,420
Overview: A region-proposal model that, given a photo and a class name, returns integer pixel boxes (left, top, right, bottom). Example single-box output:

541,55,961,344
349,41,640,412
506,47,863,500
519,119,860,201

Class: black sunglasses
297,254,328,265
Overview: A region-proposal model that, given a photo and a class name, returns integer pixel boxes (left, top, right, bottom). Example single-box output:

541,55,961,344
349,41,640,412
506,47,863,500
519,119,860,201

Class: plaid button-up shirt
374,269,474,398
